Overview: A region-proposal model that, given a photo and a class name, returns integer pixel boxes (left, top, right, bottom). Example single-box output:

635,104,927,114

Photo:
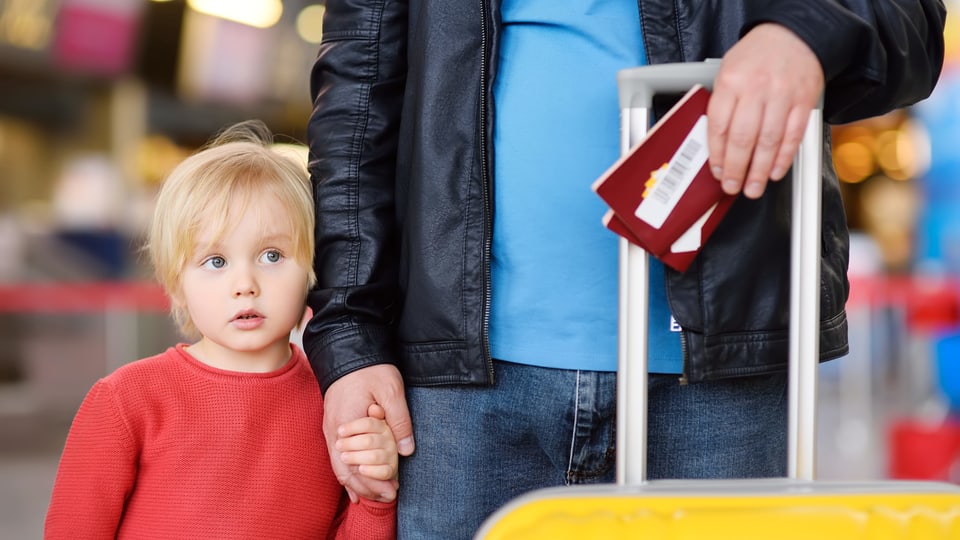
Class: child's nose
233,270,259,297
234,284,258,297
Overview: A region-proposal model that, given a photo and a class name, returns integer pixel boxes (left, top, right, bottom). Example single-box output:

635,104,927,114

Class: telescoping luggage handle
615,62,823,486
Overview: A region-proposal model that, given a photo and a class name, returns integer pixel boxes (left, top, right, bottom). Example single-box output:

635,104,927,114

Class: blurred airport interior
0,1,323,536
1,0,960,538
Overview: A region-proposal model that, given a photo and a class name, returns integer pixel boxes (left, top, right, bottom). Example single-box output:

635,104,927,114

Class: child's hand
336,403,399,483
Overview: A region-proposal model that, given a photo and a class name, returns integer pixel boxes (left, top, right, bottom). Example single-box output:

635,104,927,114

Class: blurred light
177,8,273,105
945,6,960,64
296,4,324,44
892,132,918,181
831,113,931,185
904,118,932,179
53,0,143,76
876,130,908,180
860,176,920,270
186,0,282,29
875,121,930,182
52,155,126,229
834,139,875,184
138,135,188,186
0,0,54,51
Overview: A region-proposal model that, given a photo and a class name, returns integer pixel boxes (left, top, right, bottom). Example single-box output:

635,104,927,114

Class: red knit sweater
44,344,395,539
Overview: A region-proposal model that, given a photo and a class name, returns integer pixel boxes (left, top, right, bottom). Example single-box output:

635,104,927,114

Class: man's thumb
384,398,415,456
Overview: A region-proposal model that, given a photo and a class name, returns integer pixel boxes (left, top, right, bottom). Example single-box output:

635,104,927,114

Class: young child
44,120,397,539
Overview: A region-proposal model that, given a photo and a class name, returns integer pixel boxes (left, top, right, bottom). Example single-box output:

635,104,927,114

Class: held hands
322,364,414,504
707,23,824,199
336,403,399,484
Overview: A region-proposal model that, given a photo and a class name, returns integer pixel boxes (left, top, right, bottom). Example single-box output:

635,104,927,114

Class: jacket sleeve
744,0,946,123
44,380,136,538
304,0,409,394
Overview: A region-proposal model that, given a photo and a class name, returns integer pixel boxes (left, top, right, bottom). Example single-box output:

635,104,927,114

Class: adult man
305,2,946,538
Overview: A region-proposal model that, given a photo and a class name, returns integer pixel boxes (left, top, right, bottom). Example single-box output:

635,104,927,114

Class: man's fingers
770,106,813,181
705,23,824,198
377,376,415,456
718,99,762,195
741,97,789,198
706,87,735,183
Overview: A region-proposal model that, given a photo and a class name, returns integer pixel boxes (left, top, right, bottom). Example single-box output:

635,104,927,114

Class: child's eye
202,256,226,269
260,250,283,264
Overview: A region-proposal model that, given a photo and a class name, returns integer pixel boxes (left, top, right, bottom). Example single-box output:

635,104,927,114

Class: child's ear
297,304,312,330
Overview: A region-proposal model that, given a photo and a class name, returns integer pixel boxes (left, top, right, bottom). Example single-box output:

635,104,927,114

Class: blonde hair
147,120,316,337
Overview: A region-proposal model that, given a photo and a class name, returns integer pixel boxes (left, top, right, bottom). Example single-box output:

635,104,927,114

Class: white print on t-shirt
670,316,681,332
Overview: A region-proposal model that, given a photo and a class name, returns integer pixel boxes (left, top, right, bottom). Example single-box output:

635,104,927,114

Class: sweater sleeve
329,496,397,540
44,380,138,539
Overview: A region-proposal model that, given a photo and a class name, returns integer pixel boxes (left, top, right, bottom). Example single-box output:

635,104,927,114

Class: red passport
602,197,734,273
592,85,736,272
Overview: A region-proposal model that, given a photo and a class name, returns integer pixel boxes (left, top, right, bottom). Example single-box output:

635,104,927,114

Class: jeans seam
565,370,581,485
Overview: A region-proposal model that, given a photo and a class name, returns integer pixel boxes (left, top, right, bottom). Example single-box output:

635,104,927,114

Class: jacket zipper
478,0,495,384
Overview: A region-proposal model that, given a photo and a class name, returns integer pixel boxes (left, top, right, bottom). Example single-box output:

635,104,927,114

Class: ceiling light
186,0,283,29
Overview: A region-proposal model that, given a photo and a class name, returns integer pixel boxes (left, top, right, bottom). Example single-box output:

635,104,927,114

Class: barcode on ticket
634,115,709,228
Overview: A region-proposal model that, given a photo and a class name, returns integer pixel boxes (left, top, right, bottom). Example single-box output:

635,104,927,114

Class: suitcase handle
615,62,822,485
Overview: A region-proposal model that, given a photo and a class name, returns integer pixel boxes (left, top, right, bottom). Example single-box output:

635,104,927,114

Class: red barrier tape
848,275,960,332
0,282,169,313
0,277,955,321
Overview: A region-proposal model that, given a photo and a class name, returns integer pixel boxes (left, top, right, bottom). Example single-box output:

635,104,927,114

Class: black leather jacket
305,0,945,393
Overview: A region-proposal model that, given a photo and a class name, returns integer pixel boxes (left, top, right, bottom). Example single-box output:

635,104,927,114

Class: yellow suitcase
475,62,960,540
477,480,960,539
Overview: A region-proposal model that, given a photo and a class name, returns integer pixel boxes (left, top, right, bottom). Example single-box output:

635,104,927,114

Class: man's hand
707,23,824,199
322,364,414,503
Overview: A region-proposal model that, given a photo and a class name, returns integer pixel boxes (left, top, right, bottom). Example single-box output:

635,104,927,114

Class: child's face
177,193,309,370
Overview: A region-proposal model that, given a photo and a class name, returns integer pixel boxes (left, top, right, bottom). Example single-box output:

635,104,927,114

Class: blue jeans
397,360,787,540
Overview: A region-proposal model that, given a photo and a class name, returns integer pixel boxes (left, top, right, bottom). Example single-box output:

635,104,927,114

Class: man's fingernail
398,437,415,455
722,179,739,193
711,166,722,178
745,182,763,199
770,167,784,180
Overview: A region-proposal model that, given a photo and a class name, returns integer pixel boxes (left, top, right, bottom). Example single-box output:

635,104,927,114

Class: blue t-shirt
490,0,682,373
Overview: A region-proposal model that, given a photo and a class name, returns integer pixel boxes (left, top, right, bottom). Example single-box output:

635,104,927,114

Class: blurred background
1,0,960,538
0,0,324,536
